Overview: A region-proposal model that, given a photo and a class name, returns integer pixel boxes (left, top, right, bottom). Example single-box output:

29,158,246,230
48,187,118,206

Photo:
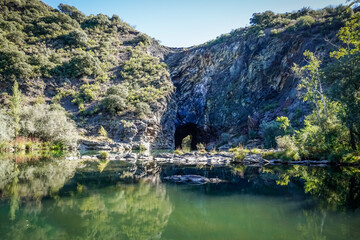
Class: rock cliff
158,19,342,149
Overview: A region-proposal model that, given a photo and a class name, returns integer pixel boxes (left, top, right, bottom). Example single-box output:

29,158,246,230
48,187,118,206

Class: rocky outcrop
157,25,339,148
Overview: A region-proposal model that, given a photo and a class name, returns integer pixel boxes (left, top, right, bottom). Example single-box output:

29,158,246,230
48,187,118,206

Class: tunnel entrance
174,123,200,150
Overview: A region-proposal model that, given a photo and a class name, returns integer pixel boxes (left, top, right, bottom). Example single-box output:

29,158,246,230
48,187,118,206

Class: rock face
157,26,339,148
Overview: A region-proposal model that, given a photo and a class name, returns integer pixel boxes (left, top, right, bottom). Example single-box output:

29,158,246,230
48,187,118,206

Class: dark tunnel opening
174,123,200,150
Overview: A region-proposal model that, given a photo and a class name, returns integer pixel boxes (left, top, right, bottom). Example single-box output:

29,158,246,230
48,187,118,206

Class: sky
43,0,347,47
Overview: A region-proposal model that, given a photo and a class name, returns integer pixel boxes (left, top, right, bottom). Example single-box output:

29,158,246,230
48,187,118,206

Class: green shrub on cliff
103,95,127,114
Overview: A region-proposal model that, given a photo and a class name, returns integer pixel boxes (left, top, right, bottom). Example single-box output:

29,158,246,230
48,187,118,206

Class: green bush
98,151,109,160
0,46,32,80
65,52,103,78
295,16,315,29
0,110,13,141
181,135,191,153
135,102,151,118
20,104,79,148
58,3,86,22
260,120,283,148
103,95,127,114
106,84,129,99
64,29,88,47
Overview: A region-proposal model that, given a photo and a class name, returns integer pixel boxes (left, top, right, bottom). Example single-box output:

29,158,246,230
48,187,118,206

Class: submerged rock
163,175,225,184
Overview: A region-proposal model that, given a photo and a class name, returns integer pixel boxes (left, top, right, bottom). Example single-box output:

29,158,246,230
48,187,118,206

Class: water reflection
0,158,360,240
263,165,360,210
0,158,79,220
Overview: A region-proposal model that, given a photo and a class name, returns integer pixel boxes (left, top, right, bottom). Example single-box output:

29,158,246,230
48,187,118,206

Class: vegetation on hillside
202,4,352,48
0,81,78,150
0,0,173,142
251,3,360,163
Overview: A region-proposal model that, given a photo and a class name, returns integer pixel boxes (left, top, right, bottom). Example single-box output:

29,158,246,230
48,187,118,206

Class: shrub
275,135,300,161
0,111,13,141
260,120,283,148
58,4,86,22
219,133,231,145
0,46,32,80
196,143,205,151
135,102,151,118
80,83,100,101
234,151,246,162
98,126,108,138
98,151,109,160
66,52,102,78
103,95,127,114
174,148,183,155
295,16,315,29
20,104,79,148
65,29,88,47
182,135,191,153
106,84,129,99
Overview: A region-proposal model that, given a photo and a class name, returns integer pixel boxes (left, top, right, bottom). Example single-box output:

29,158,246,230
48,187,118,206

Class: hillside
0,0,358,153
0,0,174,149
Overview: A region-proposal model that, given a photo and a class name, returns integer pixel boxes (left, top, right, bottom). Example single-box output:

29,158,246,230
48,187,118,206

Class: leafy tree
250,11,276,27
293,51,327,122
9,81,22,138
325,12,360,149
0,47,32,80
58,3,86,22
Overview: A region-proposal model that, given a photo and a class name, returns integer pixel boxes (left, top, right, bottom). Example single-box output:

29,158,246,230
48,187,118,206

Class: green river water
0,157,360,240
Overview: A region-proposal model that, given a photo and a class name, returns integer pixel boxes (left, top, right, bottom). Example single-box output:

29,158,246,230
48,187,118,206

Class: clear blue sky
43,0,346,47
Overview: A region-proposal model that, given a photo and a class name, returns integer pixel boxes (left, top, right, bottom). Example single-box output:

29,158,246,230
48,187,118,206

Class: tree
250,11,276,27
9,81,22,139
325,12,360,149
58,4,86,22
293,51,327,123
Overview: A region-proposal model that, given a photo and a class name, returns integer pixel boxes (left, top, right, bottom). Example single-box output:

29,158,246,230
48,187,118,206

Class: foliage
0,46,32,80
174,148,183,155
135,102,151,118
293,51,327,122
295,15,315,29
181,135,191,153
64,52,103,78
98,126,108,138
295,102,350,160
9,80,22,138
64,29,88,47
58,3,86,22
20,104,79,148
260,120,282,148
0,110,13,142
196,143,205,151
98,151,109,160
103,94,127,114
102,46,173,117
326,12,360,150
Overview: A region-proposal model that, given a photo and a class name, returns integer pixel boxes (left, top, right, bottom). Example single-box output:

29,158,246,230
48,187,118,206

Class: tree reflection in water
0,158,173,240
1,157,360,240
